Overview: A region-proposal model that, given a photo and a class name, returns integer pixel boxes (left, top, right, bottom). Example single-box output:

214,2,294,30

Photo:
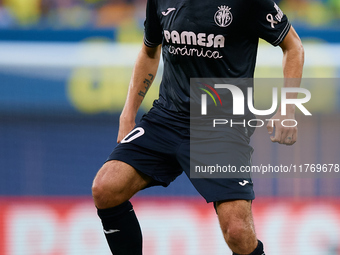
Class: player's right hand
117,117,136,143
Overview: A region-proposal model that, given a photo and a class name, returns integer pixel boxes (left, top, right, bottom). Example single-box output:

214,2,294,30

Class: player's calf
97,200,142,255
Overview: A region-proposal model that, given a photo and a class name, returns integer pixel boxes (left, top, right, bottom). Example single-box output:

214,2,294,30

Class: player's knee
92,168,125,208
92,176,107,207
222,222,249,246
92,180,125,209
92,178,107,207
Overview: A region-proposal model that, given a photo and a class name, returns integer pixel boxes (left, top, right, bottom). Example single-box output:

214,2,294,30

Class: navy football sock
97,201,142,255
233,240,265,255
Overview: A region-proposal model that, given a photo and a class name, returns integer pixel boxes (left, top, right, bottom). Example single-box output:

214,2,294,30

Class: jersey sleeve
251,0,291,46
144,0,163,47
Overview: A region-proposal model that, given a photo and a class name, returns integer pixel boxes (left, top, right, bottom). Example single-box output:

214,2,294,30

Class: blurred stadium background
0,0,340,254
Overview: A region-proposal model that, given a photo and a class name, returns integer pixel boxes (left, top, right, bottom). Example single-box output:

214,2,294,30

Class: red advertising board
0,197,339,255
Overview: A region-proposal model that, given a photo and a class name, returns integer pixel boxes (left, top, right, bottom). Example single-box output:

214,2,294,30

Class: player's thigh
92,160,152,208
215,200,255,235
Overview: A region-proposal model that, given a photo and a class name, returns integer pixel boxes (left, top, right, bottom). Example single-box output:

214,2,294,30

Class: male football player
92,0,304,254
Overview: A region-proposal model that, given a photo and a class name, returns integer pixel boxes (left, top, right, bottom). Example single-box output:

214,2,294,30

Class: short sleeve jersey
144,0,291,115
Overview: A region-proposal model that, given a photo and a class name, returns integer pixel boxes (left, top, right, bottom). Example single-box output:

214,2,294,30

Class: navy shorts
107,107,255,203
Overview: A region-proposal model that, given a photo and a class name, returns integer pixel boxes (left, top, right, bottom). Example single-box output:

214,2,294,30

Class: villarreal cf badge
214,6,233,27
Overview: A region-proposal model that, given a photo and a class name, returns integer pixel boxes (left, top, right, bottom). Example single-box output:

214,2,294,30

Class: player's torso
153,0,259,115
156,0,255,64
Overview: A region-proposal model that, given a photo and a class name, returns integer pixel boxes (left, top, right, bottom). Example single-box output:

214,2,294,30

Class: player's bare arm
267,26,305,145
117,44,161,143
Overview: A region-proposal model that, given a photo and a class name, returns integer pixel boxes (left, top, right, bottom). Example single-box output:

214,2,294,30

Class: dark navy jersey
144,0,291,116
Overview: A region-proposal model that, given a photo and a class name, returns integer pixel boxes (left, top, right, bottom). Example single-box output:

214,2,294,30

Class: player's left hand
266,111,297,145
